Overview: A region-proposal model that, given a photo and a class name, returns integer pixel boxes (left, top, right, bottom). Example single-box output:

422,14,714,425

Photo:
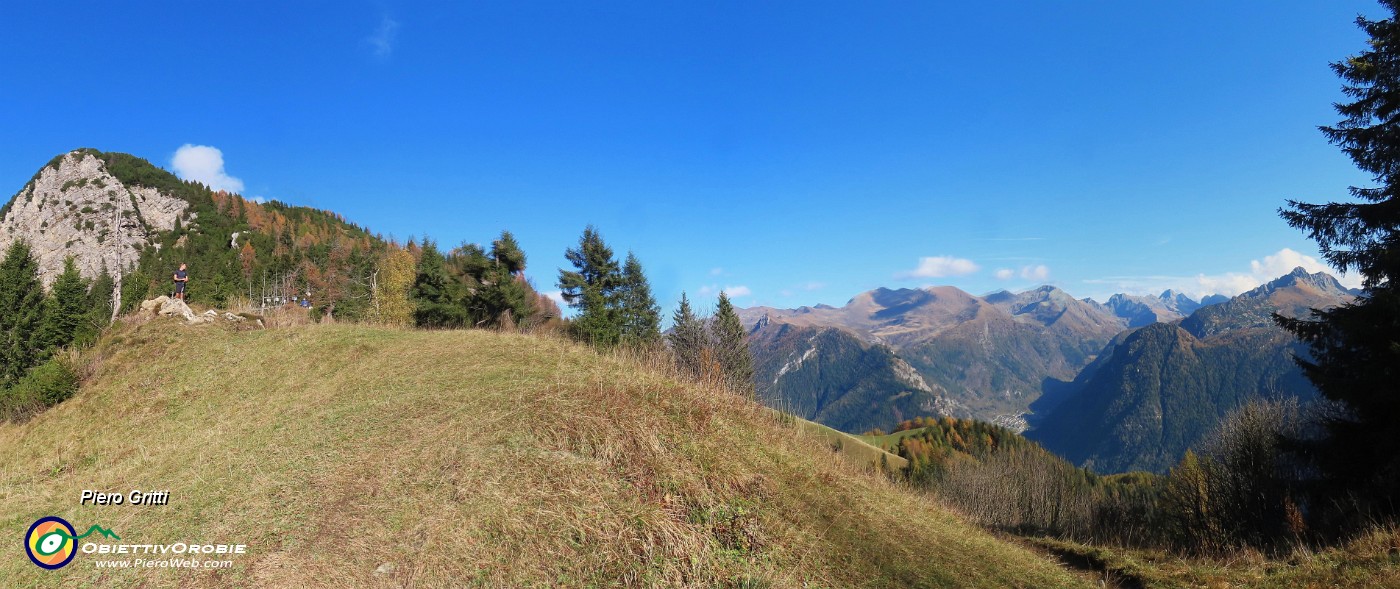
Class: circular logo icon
25,516,77,570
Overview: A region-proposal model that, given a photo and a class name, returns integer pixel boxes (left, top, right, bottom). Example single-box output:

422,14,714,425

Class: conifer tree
0,241,46,386
618,252,661,346
86,265,115,338
481,231,532,327
710,292,754,396
668,292,708,378
490,231,526,275
557,226,622,346
411,241,467,328
38,257,90,352
1277,2,1400,518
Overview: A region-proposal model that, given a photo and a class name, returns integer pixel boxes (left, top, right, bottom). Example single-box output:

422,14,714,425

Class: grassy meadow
0,319,1083,588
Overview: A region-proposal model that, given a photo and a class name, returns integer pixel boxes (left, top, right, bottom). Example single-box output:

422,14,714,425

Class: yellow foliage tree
370,248,416,326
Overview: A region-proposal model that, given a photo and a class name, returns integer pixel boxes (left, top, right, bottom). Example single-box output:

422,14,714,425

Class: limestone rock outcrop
139,296,259,326
0,150,190,287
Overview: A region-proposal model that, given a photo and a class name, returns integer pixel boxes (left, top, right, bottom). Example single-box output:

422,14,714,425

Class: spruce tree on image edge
0,241,46,387
1278,1,1400,524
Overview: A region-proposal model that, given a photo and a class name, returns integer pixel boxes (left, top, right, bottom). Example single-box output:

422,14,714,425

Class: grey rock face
1,151,189,287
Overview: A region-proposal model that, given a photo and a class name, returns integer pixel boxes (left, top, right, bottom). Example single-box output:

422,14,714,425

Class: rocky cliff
0,149,189,286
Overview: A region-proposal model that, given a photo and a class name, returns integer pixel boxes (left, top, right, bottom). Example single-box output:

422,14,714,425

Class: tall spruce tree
38,257,90,352
710,292,754,396
87,265,115,337
1278,1,1400,520
668,292,709,379
411,241,467,328
557,226,622,346
618,252,661,346
0,241,46,386
481,231,532,327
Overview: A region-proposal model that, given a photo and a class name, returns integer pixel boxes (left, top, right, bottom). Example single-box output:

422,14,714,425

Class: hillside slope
0,322,1083,588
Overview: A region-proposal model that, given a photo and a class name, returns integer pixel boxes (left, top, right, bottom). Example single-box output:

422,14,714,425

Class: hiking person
173,263,189,301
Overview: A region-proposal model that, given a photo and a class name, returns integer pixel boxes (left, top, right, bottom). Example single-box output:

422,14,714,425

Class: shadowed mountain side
749,322,961,434
1027,268,1349,474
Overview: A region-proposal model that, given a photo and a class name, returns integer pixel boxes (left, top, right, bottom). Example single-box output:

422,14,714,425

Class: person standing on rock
173,263,189,301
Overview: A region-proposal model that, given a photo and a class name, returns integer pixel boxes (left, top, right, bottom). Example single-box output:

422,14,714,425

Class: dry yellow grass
1028,528,1400,589
0,321,1086,588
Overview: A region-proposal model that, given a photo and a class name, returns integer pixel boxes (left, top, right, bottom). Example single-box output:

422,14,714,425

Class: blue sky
0,1,1382,316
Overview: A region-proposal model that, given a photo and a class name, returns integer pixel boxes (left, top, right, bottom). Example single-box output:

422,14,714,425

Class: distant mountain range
741,268,1354,473
1103,289,1231,328
1026,268,1354,473
740,284,1127,433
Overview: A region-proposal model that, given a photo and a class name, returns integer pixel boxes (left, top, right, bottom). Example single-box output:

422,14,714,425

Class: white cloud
1020,264,1050,281
544,290,566,308
368,15,400,59
898,256,979,279
171,144,244,193
709,267,724,276
1191,248,1362,295
1192,273,1262,297
1082,247,1362,300
1250,248,1334,280
802,281,825,291
994,268,1015,280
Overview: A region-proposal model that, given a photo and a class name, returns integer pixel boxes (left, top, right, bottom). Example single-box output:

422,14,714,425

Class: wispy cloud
170,144,244,193
367,15,400,60
976,237,1046,241
1020,264,1050,281
698,284,751,298
994,264,1050,282
709,267,724,276
780,281,825,297
897,256,979,279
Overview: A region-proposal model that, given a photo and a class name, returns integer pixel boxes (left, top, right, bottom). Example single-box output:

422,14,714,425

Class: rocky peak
1247,266,1350,299
0,150,190,287
750,313,772,334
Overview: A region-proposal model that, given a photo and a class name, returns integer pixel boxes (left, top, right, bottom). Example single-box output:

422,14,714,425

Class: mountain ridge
1027,266,1351,473
742,283,1128,431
